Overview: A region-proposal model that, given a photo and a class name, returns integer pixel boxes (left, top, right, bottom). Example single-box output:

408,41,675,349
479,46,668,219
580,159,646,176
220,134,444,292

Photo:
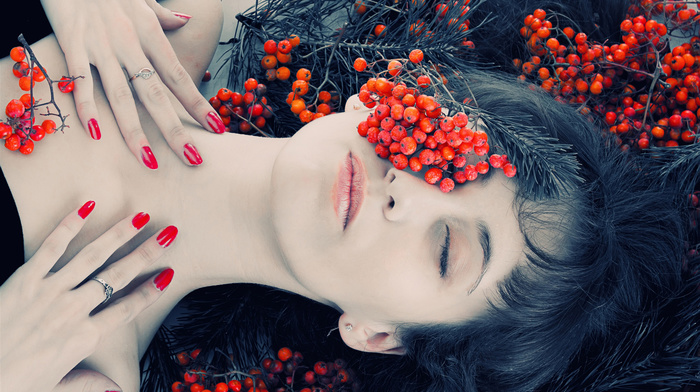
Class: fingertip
183,143,203,166
153,268,174,291
140,146,159,170
88,118,101,140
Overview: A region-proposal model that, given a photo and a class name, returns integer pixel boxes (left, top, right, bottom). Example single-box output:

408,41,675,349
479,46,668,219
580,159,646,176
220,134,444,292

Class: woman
1,0,696,391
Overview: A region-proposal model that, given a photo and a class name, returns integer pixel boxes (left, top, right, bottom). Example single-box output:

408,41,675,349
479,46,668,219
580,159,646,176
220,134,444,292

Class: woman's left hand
39,0,224,168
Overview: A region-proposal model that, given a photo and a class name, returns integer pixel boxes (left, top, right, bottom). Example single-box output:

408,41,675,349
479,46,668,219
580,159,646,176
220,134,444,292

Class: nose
383,168,426,222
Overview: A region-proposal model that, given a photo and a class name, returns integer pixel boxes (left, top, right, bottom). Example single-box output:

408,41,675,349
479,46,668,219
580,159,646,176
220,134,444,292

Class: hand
0,201,177,391
39,0,225,168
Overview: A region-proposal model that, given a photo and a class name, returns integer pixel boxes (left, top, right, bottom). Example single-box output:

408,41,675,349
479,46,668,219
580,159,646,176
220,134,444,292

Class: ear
337,313,406,355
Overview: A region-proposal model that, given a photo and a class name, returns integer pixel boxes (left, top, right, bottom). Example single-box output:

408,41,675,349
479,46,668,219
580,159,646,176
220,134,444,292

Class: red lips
334,153,366,230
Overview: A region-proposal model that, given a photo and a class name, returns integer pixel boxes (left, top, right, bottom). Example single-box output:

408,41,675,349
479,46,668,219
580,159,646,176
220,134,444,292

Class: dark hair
360,71,688,392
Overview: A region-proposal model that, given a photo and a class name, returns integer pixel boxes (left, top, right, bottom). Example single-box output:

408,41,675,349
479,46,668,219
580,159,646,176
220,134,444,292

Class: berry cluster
514,4,700,151
353,50,515,193
259,37,340,123
354,0,474,48
209,80,274,134
170,347,359,392
2,44,74,155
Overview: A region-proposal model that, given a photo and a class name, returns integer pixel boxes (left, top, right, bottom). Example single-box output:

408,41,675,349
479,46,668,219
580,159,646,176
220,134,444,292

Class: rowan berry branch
17,34,80,134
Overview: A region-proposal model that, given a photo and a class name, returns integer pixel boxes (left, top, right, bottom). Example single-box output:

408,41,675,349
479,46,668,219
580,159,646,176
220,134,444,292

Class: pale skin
0,1,526,390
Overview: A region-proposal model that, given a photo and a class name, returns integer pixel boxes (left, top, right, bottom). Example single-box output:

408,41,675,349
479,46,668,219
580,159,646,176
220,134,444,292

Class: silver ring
129,67,156,82
91,277,113,305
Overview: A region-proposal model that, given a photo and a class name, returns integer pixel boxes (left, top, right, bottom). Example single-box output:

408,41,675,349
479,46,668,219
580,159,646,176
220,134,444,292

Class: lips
334,153,366,230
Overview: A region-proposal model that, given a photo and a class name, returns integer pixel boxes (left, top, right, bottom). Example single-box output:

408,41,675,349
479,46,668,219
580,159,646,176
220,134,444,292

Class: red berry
313,361,328,376
12,61,29,78
277,39,292,54
19,139,34,155
30,125,45,141
424,167,442,184
202,70,211,82
0,123,12,139
409,157,422,172
214,382,229,392
5,134,20,151
439,178,455,192
172,381,186,392
5,99,25,118
227,380,242,392
58,77,75,93
503,163,517,177
42,119,57,134
392,153,408,170
264,39,278,54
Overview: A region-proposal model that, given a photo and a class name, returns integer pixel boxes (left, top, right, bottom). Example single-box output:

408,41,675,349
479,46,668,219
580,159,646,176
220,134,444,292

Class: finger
142,33,226,136
53,369,121,392
53,212,151,289
92,268,174,330
145,0,192,31
95,55,158,169
126,59,203,166
66,51,102,141
25,201,96,278
81,225,178,310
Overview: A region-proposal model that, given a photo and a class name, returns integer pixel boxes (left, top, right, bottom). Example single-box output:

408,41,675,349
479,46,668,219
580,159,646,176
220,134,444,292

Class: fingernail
207,111,226,134
153,268,174,291
172,11,192,20
183,143,203,165
141,146,159,170
88,118,101,140
157,225,178,248
132,212,150,230
78,200,96,219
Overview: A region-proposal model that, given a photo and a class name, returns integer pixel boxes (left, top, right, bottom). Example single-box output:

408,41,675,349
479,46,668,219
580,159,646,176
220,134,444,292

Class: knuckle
75,100,94,117
145,82,168,103
102,267,126,290
111,84,135,105
81,248,105,270
167,125,187,140
169,62,191,86
114,300,136,323
192,96,212,115
135,243,159,264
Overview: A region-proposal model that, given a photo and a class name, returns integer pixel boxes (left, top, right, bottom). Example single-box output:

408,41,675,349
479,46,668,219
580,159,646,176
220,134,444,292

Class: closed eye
440,225,450,278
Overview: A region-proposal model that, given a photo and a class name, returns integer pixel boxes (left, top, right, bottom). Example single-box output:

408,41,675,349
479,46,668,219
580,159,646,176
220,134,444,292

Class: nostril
388,196,395,209
387,171,396,183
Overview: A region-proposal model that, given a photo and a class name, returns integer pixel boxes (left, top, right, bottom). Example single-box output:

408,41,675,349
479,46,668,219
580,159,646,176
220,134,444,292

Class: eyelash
440,225,450,278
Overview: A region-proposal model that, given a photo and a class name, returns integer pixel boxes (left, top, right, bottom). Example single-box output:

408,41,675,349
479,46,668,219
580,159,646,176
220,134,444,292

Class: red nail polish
207,112,226,134
132,212,150,230
88,119,101,140
153,268,174,291
157,225,178,248
141,146,158,170
183,143,203,165
78,200,95,219
172,11,192,20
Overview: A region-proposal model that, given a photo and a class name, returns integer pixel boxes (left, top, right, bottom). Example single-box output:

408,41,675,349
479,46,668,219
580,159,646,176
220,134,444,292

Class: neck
170,132,327,306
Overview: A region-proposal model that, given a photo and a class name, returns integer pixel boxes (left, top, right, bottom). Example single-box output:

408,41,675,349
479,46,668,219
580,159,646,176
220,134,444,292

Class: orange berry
10,46,25,62
261,55,277,69
288,34,301,48
292,79,309,96
317,103,331,115
276,66,291,81
276,51,291,64
296,68,312,81
374,24,386,37
290,99,306,114
387,60,402,76
409,49,424,63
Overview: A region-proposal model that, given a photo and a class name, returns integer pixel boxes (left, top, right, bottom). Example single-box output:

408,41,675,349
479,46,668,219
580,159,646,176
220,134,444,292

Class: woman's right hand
39,0,224,168
0,201,178,392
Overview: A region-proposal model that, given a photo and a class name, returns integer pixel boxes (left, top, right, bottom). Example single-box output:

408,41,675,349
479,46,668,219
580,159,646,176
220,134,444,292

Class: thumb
52,369,121,392
144,0,192,31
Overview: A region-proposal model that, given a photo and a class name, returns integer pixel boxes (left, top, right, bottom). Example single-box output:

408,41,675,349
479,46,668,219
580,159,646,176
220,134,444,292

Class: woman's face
269,103,525,334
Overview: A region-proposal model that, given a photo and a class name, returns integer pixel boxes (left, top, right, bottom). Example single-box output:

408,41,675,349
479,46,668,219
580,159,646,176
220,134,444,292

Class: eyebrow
467,220,491,295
